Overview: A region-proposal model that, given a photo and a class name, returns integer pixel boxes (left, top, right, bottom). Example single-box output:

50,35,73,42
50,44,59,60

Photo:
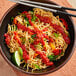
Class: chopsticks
22,0,76,11
9,0,76,17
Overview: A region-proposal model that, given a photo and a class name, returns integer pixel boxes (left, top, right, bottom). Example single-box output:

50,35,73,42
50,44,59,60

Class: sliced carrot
33,53,39,58
49,43,55,50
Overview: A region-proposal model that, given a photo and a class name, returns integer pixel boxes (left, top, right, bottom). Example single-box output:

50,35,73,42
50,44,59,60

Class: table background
0,0,76,76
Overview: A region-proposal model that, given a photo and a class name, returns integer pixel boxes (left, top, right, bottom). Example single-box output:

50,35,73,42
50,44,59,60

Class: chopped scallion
54,33,59,38
33,64,40,69
31,34,36,39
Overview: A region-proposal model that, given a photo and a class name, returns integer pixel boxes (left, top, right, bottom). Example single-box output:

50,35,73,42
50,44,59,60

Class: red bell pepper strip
42,27,48,32
22,11,32,20
36,51,53,66
22,11,28,14
30,44,36,51
14,32,22,46
62,32,70,44
30,44,53,66
28,14,53,44
43,33,53,42
52,24,70,44
33,39,40,45
36,14,70,44
13,17,48,51
14,31,29,61
36,14,51,23
60,18,68,30
4,33,11,45
52,49,62,55
29,19,47,51
13,18,17,25
13,18,35,35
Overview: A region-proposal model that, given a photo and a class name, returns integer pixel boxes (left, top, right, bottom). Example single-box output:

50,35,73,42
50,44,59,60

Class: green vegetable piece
15,25,17,30
11,25,13,31
25,20,31,27
31,34,36,39
18,47,23,56
48,54,57,61
11,17,14,22
24,18,31,27
12,51,21,66
29,38,34,43
54,55,59,59
21,37,26,44
33,64,40,69
25,17,28,20
60,51,64,55
48,55,55,61
11,25,17,31
22,14,26,18
44,38,47,41
54,33,59,38
27,24,31,27
31,16,37,22
26,20,29,24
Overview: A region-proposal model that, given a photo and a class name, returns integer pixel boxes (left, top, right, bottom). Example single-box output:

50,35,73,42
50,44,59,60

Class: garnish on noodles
4,8,70,72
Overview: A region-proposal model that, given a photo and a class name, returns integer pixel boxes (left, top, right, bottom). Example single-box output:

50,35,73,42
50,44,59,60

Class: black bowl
0,0,76,75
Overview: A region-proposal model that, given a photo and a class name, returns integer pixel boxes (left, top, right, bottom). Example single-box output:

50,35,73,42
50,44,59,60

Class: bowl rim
0,2,76,75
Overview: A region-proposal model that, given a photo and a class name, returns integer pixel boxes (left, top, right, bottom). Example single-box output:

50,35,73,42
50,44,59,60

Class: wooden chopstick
9,0,76,17
21,0,76,11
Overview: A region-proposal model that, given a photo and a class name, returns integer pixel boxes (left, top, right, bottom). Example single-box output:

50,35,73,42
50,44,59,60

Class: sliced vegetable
25,18,31,27
33,64,40,69
4,33,11,45
48,54,57,61
53,49,62,56
22,14,26,18
33,53,39,58
25,17,28,21
12,51,21,66
11,17,14,22
14,32,29,61
60,18,68,30
18,47,23,56
25,20,29,24
27,24,31,27
44,38,47,41
29,38,34,43
36,51,53,66
20,37,26,44
36,14,70,44
60,51,64,55
31,34,36,39
18,12,26,18
18,12,25,17
22,11,32,20
49,43,55,50
31,16,37,22
54,33,59,38
35,43,42,50
11,25,17,31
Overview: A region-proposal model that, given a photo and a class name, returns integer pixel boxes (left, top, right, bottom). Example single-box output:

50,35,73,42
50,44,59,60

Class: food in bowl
4,8,70,72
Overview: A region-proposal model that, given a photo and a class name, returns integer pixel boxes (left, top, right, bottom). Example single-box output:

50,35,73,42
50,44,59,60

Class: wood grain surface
0,0,76,76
